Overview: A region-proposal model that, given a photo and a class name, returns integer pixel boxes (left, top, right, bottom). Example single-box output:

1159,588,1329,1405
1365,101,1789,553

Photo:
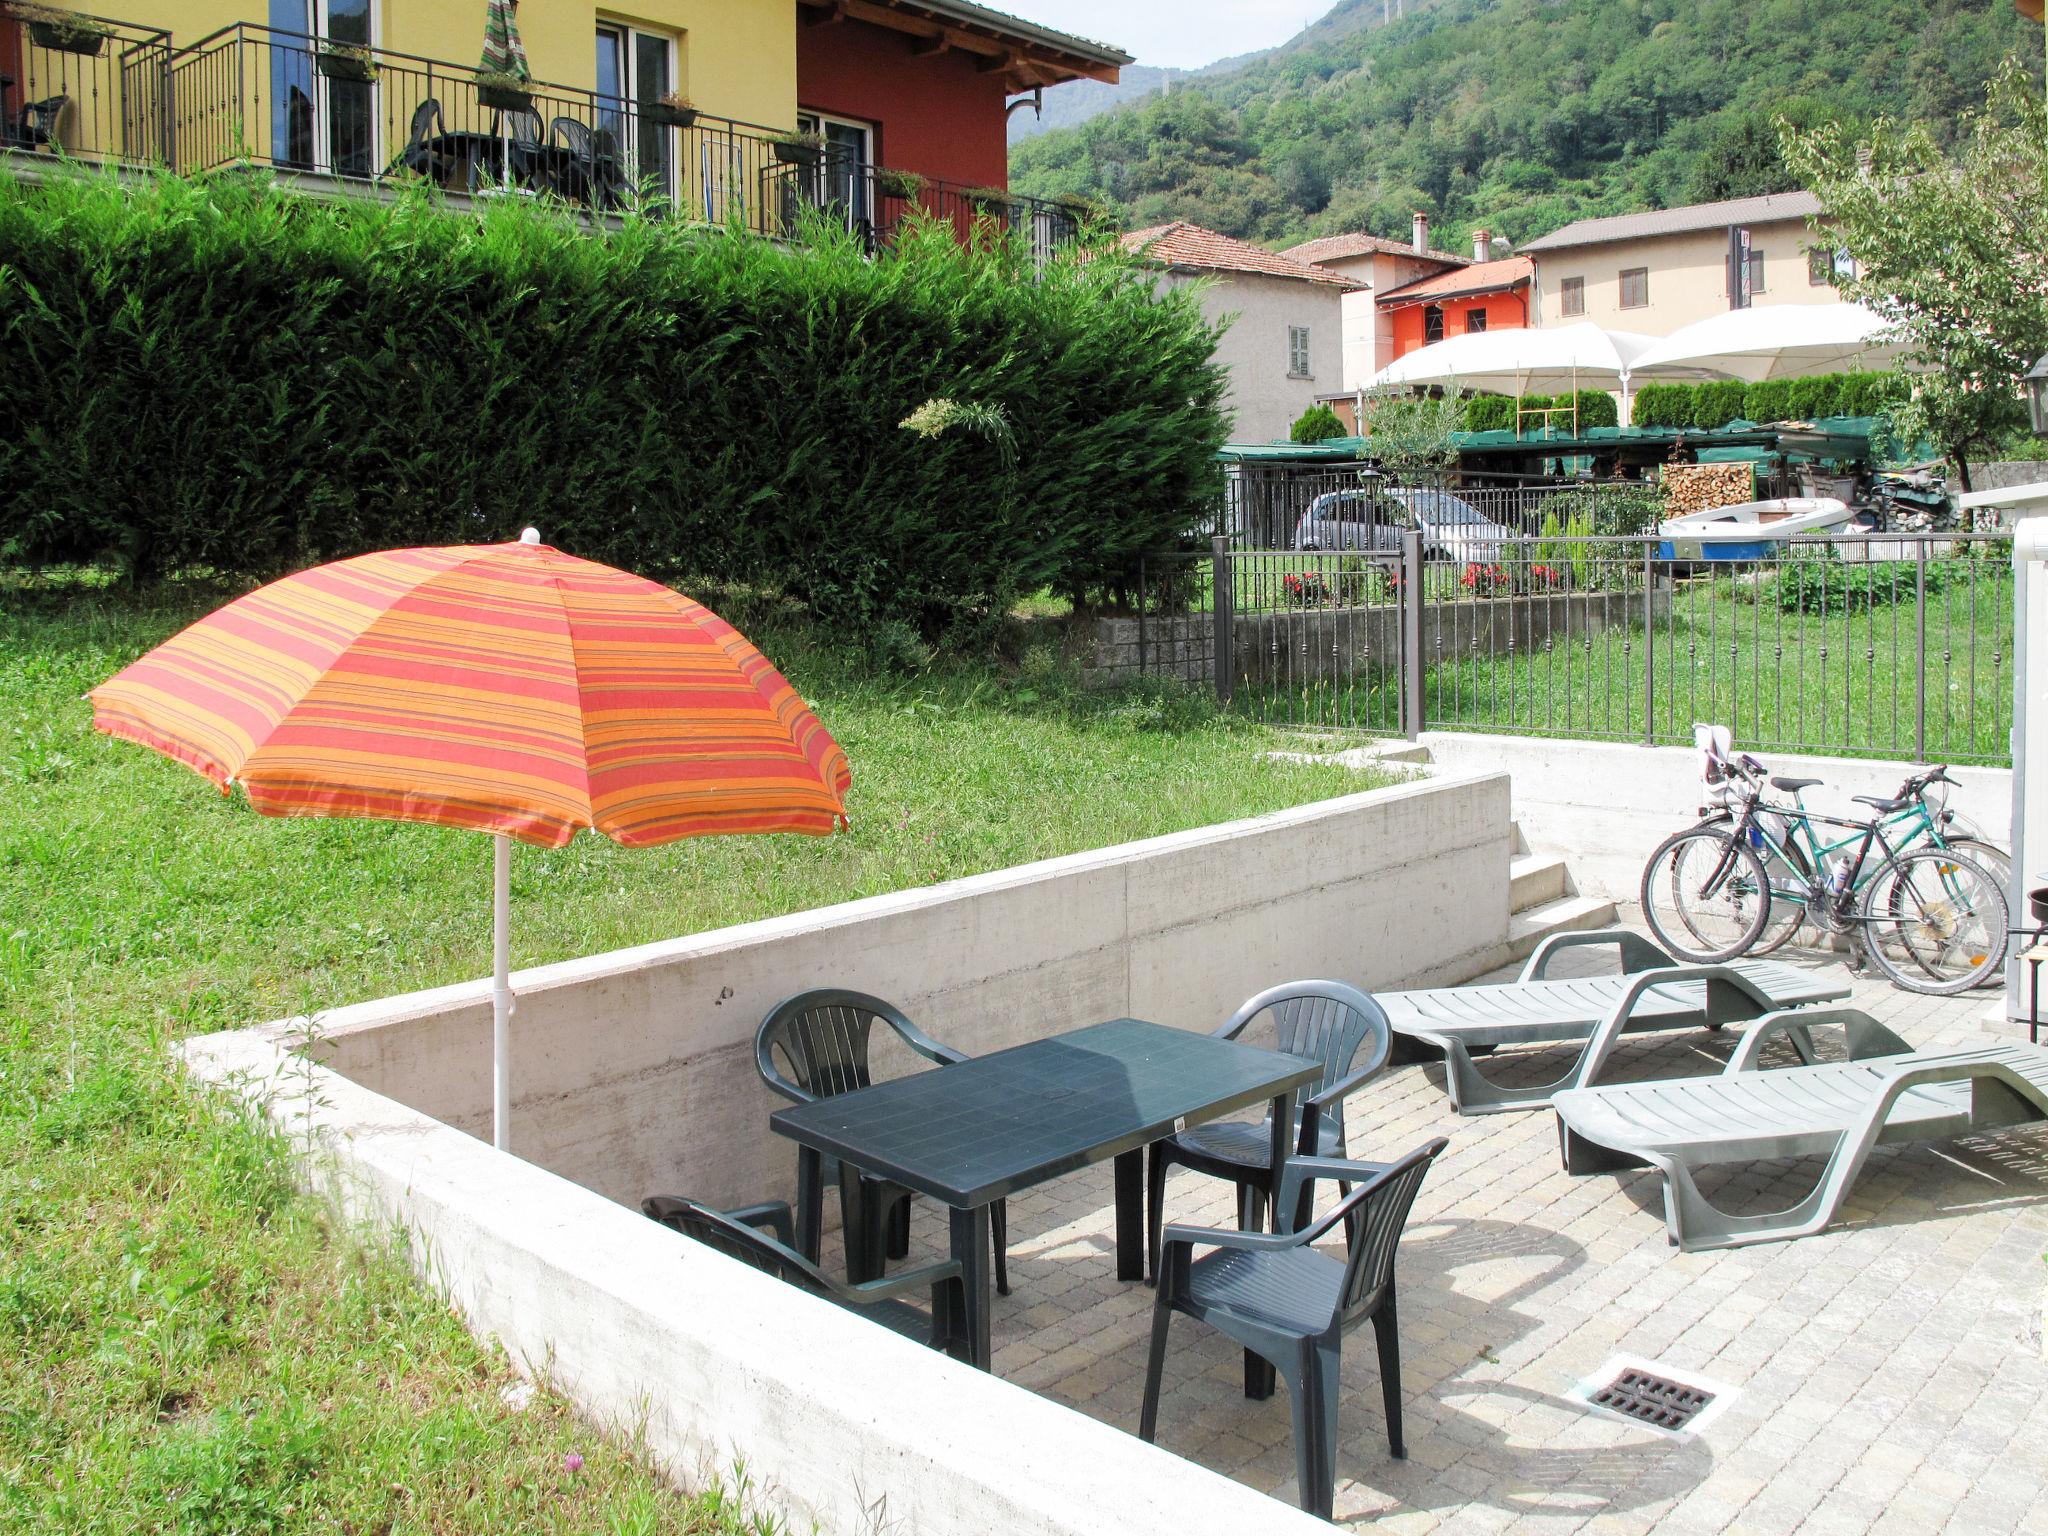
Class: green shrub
0,172,1229,635
1774,553,1973,614
1692,380,1749,428
1740,379,1793,424
1564,389,1619,429
1290,402,1347,443
1463,394,1516,432
1632,383,1694,429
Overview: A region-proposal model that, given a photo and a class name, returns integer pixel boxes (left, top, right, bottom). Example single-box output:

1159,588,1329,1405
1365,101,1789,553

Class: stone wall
1082,612,1216,689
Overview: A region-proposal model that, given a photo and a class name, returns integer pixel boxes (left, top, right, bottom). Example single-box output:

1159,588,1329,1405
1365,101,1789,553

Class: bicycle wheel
1945,835,2012,894
1751,835,1812,956
1859,848,2009,995
1640,825,1772,962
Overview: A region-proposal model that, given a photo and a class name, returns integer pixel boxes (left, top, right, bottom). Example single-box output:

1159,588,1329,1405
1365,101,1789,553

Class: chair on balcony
1147,980,1392,1283
550,116,627,210
13,93,70,153
389,97,454,185
1141,1142,1448,1520
756,988,1009,1292
642,1196,969,1359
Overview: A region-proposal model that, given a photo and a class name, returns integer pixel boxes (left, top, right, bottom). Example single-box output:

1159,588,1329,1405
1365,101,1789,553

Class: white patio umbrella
1367,322,1668,396
1628,302,1909,382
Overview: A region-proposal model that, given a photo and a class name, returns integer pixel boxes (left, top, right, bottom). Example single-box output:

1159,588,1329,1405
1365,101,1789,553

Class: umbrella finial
520,528,541,545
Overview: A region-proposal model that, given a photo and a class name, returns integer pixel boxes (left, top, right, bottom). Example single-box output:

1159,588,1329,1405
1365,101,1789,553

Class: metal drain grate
1588,1366,1715,1432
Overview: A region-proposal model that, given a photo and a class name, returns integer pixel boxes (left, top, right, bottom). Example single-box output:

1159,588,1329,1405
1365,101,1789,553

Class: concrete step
1505,893,1618,960
1510,853,1569,913
1508,819,1531,858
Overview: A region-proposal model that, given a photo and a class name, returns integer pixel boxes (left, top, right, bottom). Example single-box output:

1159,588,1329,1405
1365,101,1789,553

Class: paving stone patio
825,944,2048,1532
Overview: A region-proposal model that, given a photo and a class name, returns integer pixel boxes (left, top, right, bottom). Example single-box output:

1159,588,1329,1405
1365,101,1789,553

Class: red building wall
796,18,1010,189
1388,290,1530,359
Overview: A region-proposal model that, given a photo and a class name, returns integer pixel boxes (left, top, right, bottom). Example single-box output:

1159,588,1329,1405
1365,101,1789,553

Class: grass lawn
0,574,1375,1533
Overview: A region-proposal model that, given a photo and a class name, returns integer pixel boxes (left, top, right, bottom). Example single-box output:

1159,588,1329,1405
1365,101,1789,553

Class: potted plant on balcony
874,168,924,202
1054,192,1101,221
12,4,114,56
644,90,698,129
965,185,1016,218
473,68,534,113
314,42,378,83
769,129,824,167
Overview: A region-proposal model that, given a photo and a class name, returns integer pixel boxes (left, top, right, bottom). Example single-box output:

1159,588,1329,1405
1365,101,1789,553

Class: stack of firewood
1661,462,1755,513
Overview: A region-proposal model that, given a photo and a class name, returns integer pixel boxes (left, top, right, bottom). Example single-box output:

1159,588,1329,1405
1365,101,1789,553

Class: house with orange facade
1379,254,1534,360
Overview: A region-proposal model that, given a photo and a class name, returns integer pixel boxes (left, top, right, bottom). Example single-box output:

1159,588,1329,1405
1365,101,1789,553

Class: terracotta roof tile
1279,232,1470,269
1377,256,1533,306
1121,222,1359,287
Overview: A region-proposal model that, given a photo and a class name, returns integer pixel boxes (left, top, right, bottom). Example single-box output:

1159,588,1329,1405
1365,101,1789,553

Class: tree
1360,383,1467,476
1290,402,1348,443
1782,58,2048,484
1688,100,1845,203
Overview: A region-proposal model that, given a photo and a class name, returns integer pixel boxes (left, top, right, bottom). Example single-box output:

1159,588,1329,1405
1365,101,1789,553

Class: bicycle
1743,763,2009,957
1641,754,2009,994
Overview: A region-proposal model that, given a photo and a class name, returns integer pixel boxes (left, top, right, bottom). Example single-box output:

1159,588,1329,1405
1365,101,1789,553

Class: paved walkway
835,946,2048,1532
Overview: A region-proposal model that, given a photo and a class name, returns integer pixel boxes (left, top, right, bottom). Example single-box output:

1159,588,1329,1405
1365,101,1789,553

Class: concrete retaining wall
293,772,1514,1212
1417,730,2011,907
180,1028,1332,1536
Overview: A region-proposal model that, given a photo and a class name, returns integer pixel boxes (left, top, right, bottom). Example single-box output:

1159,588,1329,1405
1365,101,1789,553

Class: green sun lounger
1552,1009,2048,1250
1381,928,1850,1114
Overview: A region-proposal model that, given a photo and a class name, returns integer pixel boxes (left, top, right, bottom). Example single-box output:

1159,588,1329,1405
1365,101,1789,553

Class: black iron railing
1,7,173,167
150,24,1086,254
773,152,1082,260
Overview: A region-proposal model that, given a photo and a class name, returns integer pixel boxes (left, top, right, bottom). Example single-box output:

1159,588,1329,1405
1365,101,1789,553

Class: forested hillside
1010,0,2037,249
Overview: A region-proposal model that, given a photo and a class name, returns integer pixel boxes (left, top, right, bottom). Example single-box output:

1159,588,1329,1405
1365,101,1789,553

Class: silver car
1291,488,1516,563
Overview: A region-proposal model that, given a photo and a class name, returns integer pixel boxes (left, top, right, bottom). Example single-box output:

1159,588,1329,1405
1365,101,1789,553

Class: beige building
1282,215,1473,388
1521,191,1847,337
1122,222,1358,444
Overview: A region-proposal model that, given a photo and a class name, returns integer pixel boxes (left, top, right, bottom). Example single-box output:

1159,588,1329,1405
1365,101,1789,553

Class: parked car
1291,488,1515,564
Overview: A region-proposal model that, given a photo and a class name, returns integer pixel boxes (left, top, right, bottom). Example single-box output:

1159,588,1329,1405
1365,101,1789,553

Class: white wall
297,772,1515,1211
1175,270,1350,444
1417,731,2011,909
1528,221,1837,337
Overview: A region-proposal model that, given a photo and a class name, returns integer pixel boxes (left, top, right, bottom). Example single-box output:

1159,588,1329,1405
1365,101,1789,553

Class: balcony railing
154,24,1084,256
1,7,173,168
772,153,1083,262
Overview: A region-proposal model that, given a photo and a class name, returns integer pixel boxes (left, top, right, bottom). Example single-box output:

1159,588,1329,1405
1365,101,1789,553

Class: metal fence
2,10,173,169
1121,521,2014,765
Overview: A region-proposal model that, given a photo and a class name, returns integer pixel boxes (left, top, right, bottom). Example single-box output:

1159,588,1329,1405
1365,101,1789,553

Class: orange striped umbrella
90,530,850,1148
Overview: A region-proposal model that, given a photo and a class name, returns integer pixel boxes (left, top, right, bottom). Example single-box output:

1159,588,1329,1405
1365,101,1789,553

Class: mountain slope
1010,0,2038,250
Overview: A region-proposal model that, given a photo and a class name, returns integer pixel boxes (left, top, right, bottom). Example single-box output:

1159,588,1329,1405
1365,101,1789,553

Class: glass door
269,0,375,176
795,111,872,236
596,23,677,205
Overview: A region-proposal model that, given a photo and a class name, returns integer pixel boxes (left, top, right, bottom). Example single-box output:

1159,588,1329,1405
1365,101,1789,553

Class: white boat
1656,497,1857,561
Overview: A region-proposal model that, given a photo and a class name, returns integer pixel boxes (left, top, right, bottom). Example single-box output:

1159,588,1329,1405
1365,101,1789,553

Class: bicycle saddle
1771,776,1824,793
1851,792,1912,813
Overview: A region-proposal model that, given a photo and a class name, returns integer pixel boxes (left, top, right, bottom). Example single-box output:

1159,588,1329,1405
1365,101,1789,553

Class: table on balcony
769,1017,1321,1371
410,129,586,200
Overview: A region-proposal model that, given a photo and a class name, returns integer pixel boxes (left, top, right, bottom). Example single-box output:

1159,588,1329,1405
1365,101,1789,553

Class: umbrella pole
492,832,513,1150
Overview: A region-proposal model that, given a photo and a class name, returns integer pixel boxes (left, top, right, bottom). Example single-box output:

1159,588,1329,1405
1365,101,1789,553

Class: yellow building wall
42,0,794,128
1531,220,1840,337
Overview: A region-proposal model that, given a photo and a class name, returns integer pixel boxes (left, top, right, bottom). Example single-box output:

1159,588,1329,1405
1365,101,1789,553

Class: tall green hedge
0,172,1229,632
1631,370,1904,430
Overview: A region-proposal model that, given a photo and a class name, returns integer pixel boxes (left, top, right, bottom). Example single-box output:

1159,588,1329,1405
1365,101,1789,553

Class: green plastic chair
1141,1141,1448,1520
756,988,1009,1292
1147,980,1392,1282
642,1195,969,1359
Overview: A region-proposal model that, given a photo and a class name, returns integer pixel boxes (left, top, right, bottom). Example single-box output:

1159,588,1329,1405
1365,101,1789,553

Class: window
1465,309,1488,334
1287,325,1311,378
1423,305,1444,344
597,24,679,202
1618,267,1649,309
1809,247,1858,287
1560,276,1585,317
